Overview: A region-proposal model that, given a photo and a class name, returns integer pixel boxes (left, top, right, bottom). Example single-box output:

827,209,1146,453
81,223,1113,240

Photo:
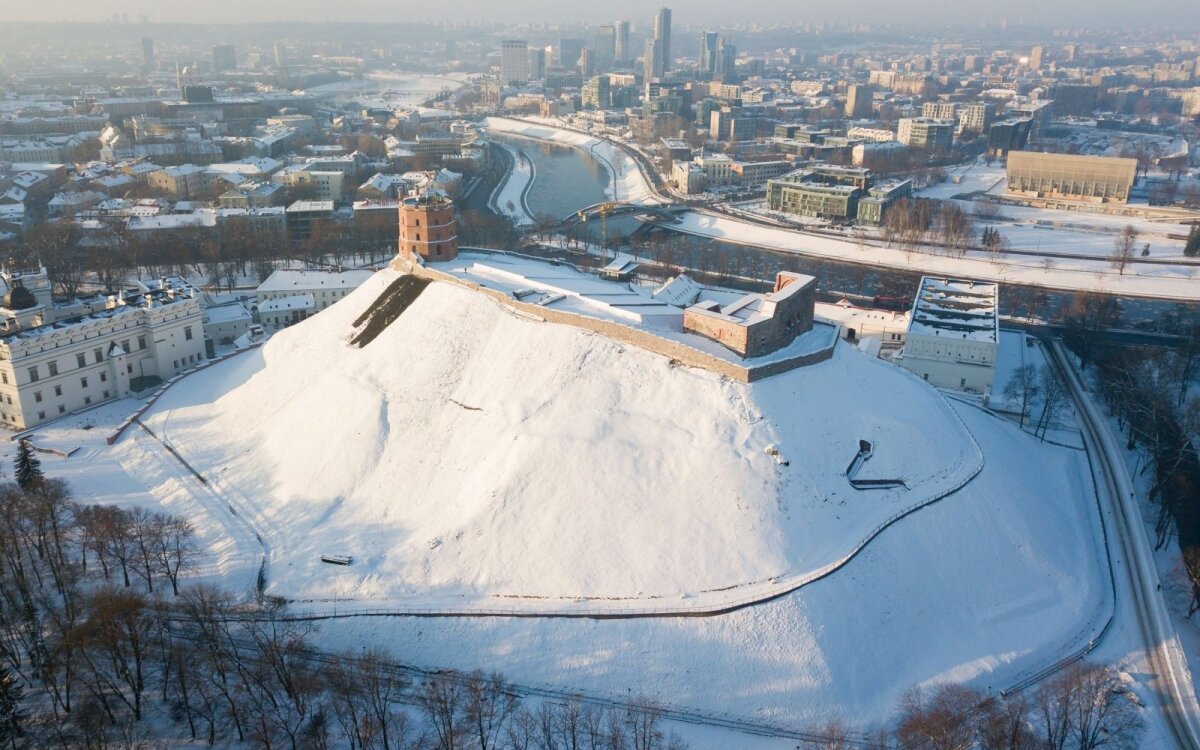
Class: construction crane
576,202,619,259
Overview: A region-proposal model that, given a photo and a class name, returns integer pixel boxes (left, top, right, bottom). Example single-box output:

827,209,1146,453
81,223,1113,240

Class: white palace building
0,268,206,430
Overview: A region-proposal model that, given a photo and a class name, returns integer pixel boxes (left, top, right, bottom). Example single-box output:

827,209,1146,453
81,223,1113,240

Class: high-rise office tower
1028,45,1044,70
699,31,719,80
615,20,631,65
654,7,672,73
844,83,875,119
593,25,616,72
644,37,663,82
528,47,546,79
501,40,531,84
273,43,288,68
141,37,156,72
212,44,236,72
715,36,737,82
556,38,586,70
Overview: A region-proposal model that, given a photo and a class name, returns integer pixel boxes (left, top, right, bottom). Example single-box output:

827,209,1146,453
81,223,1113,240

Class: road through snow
1050,340,1200,750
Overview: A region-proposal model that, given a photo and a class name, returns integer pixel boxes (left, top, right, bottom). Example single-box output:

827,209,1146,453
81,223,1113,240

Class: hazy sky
11,0,1200,27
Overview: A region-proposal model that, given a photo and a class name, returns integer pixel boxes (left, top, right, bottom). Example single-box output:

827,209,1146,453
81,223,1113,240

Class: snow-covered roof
204,303,252,324
696,273,815,327
258,294,316,313
256,269,375,294
651,276,705,308
128,213,216,230
159,164,206,177
908,277,998,343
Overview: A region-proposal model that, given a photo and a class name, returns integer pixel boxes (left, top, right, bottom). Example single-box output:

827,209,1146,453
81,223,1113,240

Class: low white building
814,299,909,347
0,270,206,430
203,302,253,345
255,268,375,324
258,295,315,331
901,277,998,394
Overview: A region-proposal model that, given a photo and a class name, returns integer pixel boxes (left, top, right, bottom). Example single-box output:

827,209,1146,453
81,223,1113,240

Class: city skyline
6,0,1200,28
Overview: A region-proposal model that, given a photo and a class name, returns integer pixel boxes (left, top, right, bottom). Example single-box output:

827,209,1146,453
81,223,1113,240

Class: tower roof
2,280,37,311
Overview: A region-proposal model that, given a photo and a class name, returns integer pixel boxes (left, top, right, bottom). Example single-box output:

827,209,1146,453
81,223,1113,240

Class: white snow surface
316,403,1105,727
141,267,983,612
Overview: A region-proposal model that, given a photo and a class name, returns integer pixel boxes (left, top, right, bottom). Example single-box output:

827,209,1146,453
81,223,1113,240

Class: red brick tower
398,193,458,262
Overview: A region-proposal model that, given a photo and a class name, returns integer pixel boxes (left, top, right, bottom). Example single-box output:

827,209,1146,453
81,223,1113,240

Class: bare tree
505,707,538,750
153,515,197,596
419,672,467,750
260,616,322,749
129,507,163,594
555,697,590,750
1068,665,1142,750
1003,364,1042,430
1035,366,1068,441
1062,293,1121,369
893,683,981,750
93,506,136,588
801,716,855,749
1110,225,1138,275
624,696,665,750
464,670,518,750
1035,663,1142,750
177,584,247,743
974,693,1038,750
72,586,153,722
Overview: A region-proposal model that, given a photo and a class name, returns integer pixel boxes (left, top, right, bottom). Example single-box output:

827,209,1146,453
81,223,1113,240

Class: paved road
1048,340,1200,750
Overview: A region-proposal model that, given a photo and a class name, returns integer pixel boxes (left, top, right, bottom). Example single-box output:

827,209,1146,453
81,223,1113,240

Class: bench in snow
321,555,353,566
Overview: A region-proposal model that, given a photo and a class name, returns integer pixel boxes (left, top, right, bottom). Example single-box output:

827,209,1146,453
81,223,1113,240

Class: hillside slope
144,268,979,609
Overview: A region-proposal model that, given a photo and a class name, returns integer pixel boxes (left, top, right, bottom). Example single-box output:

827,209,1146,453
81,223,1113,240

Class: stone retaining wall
395,257,836,383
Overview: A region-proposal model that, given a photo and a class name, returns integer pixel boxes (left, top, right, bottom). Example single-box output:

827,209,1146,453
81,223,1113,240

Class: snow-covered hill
144,268,981,611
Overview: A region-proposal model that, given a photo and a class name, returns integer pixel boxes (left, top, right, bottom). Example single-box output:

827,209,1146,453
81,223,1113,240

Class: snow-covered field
139,268,984,614
313,401,1106,728
485,116,661,206
916,161,1196,259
